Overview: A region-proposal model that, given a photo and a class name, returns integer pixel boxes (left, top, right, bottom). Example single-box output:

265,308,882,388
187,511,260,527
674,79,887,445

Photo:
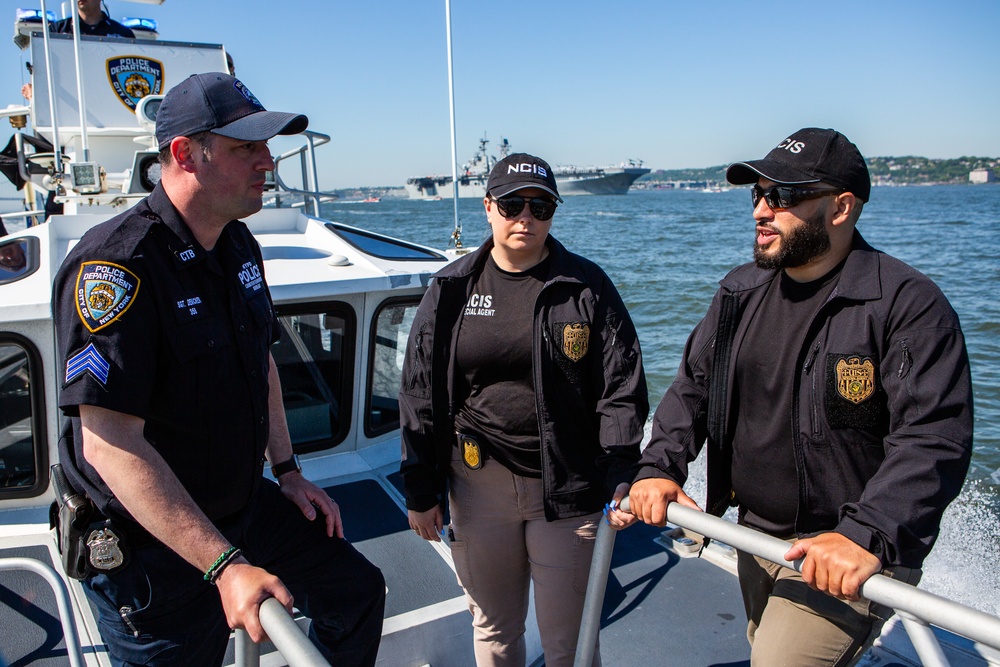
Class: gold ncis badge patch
562,323,590,362
76,261,140,332
461,435,483,470
835,356,875,404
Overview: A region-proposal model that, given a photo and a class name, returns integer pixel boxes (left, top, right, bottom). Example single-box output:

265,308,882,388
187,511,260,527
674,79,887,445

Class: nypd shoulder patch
75,261,140,332
66,342,111,386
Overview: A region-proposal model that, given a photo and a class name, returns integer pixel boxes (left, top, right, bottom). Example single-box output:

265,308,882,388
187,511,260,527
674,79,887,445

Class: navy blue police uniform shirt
51,12,136,39
54,184,277,529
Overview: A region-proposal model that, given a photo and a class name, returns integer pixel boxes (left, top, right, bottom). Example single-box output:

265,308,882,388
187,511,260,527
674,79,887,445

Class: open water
325,185,1000,615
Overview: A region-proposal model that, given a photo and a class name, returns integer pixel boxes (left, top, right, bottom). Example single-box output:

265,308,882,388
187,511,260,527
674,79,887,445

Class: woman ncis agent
399,153,648,666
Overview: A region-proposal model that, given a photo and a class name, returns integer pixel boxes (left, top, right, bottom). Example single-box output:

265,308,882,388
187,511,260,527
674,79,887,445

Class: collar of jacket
718,230,882,302
432,234,588,285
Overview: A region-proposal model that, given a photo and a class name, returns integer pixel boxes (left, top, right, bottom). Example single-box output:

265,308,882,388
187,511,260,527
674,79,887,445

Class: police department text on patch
75,261,141,332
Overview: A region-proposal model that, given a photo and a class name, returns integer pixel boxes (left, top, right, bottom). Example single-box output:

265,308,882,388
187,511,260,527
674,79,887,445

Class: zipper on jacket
406,330,423,391
119,606,140,637
898,340,912,379
803,342,822,438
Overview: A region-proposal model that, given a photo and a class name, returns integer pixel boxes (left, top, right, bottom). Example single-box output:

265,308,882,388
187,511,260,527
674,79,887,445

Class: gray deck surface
598,523,750,667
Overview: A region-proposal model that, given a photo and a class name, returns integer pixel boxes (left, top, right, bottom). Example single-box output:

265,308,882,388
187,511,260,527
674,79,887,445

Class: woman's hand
605,483,638,531
409,506,444,542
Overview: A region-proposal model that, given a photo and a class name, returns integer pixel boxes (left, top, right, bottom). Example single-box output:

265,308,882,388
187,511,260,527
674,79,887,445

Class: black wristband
271,454,301,478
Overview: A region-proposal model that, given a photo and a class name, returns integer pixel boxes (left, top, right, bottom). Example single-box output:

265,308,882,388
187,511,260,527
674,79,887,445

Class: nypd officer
53,73,385,666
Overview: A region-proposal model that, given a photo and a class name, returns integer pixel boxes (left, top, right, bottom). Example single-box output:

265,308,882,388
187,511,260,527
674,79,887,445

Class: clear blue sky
5,0,999,188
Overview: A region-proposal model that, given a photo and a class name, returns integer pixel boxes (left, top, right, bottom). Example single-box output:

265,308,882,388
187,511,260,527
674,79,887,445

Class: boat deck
0,467,753,667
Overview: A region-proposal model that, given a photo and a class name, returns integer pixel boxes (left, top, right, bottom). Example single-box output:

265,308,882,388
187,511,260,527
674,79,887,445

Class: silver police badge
87,526,126,571
836,356,875,404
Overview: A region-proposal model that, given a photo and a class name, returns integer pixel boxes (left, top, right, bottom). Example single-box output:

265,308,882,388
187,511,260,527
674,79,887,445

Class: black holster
49,463,95,580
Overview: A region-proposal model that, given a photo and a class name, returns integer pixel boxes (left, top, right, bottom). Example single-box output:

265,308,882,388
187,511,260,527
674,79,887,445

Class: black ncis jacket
399,236,649,521
54,184,276,531
636,232,973,568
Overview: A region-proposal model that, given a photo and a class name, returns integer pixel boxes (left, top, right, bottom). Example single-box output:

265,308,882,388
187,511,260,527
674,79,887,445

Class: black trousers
84,479,385,666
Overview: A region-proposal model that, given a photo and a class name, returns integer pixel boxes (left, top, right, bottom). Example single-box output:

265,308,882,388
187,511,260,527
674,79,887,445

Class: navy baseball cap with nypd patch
726,128,871,203
155,73,308,150
486,153,563,202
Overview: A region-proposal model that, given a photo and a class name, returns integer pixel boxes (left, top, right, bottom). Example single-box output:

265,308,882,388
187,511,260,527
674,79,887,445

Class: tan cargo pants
447,446,603,667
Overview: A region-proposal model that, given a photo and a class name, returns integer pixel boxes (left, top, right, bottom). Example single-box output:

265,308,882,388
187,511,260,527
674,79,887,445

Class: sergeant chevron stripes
66,343,111,386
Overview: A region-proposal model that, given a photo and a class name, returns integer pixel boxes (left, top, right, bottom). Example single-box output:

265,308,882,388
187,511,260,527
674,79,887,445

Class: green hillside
640,156,999,187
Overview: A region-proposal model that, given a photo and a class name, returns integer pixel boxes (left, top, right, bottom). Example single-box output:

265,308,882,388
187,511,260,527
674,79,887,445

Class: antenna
445,0,462,248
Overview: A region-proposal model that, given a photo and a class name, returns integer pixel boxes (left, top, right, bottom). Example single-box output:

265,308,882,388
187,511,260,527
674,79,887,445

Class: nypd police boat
2,5,1000,667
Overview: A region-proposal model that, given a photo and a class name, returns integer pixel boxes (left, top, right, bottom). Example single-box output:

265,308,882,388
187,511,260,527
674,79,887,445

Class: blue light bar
121,17,158,32
17,8,57,22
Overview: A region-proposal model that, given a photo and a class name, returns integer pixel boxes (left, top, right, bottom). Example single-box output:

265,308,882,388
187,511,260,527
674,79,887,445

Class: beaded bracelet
204,546,241,584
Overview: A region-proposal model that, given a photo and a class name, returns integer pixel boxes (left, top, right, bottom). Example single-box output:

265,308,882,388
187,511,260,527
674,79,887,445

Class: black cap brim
211,110,309,142
489,182,564,203
726,158,822,186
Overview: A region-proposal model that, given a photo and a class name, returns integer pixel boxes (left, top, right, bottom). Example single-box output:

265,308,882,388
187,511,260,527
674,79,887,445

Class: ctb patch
106,56,163,111
75,261,140,332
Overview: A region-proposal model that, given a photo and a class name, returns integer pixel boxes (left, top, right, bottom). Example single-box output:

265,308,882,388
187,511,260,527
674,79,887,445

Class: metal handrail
575,498,1000,667
0,557,85,667
233,597,329,667
271,130,337,217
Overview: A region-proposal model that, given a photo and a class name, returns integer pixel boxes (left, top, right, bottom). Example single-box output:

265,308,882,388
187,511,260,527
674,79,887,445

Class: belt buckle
460,434,484,470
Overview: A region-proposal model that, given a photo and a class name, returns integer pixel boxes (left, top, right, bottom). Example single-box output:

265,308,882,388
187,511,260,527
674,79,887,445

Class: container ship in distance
405,136,651,199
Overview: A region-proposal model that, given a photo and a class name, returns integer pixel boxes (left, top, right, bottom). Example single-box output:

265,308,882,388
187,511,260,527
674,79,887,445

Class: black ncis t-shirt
731,263,843,535
454,254,550,476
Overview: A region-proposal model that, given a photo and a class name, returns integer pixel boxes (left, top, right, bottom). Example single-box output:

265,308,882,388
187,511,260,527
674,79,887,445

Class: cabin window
366,298,420,437
0,236,40,286
324,222,447,261
272,304,356,455
0,335,46,497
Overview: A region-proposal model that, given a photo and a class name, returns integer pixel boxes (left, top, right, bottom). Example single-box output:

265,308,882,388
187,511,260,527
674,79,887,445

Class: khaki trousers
737,547,920,667
448,446,602,667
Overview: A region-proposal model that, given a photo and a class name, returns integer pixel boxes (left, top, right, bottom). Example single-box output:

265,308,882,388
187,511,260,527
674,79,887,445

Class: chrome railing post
576,497,1000,665
897,611,950,667
258,597,330,666
234,628,260,667
0,557,85,667
574,506,620,667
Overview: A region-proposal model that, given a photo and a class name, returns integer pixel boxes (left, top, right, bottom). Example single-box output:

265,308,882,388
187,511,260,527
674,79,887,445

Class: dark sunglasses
492,195,558,221
751,184,844,210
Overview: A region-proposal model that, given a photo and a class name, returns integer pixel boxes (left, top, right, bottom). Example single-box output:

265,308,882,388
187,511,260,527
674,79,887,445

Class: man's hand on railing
784,532,882,602
217,559,295,643
627,478,702,526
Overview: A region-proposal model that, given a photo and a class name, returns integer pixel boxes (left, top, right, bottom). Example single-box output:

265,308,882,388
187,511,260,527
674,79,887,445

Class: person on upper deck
628,127,974,666
52,73,384,666
51,0,135,38
400,153,648,666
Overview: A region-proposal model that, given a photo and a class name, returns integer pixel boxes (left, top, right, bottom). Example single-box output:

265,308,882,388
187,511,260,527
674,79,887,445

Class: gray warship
404,135,650,199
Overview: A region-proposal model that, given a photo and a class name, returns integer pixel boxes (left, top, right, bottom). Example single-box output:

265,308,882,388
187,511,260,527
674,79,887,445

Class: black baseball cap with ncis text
155,73,308,150
486,153,563,202
726,128,871,203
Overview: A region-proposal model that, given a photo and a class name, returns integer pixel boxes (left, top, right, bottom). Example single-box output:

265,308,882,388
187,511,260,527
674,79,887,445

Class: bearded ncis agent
53,73,384,666
628,128,973,667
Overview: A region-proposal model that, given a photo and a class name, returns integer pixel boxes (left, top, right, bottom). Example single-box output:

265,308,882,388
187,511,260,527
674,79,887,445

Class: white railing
575,498,1000,667
270,130,338,217
233,597,330,667
0,556,327,667
0,557,85,667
